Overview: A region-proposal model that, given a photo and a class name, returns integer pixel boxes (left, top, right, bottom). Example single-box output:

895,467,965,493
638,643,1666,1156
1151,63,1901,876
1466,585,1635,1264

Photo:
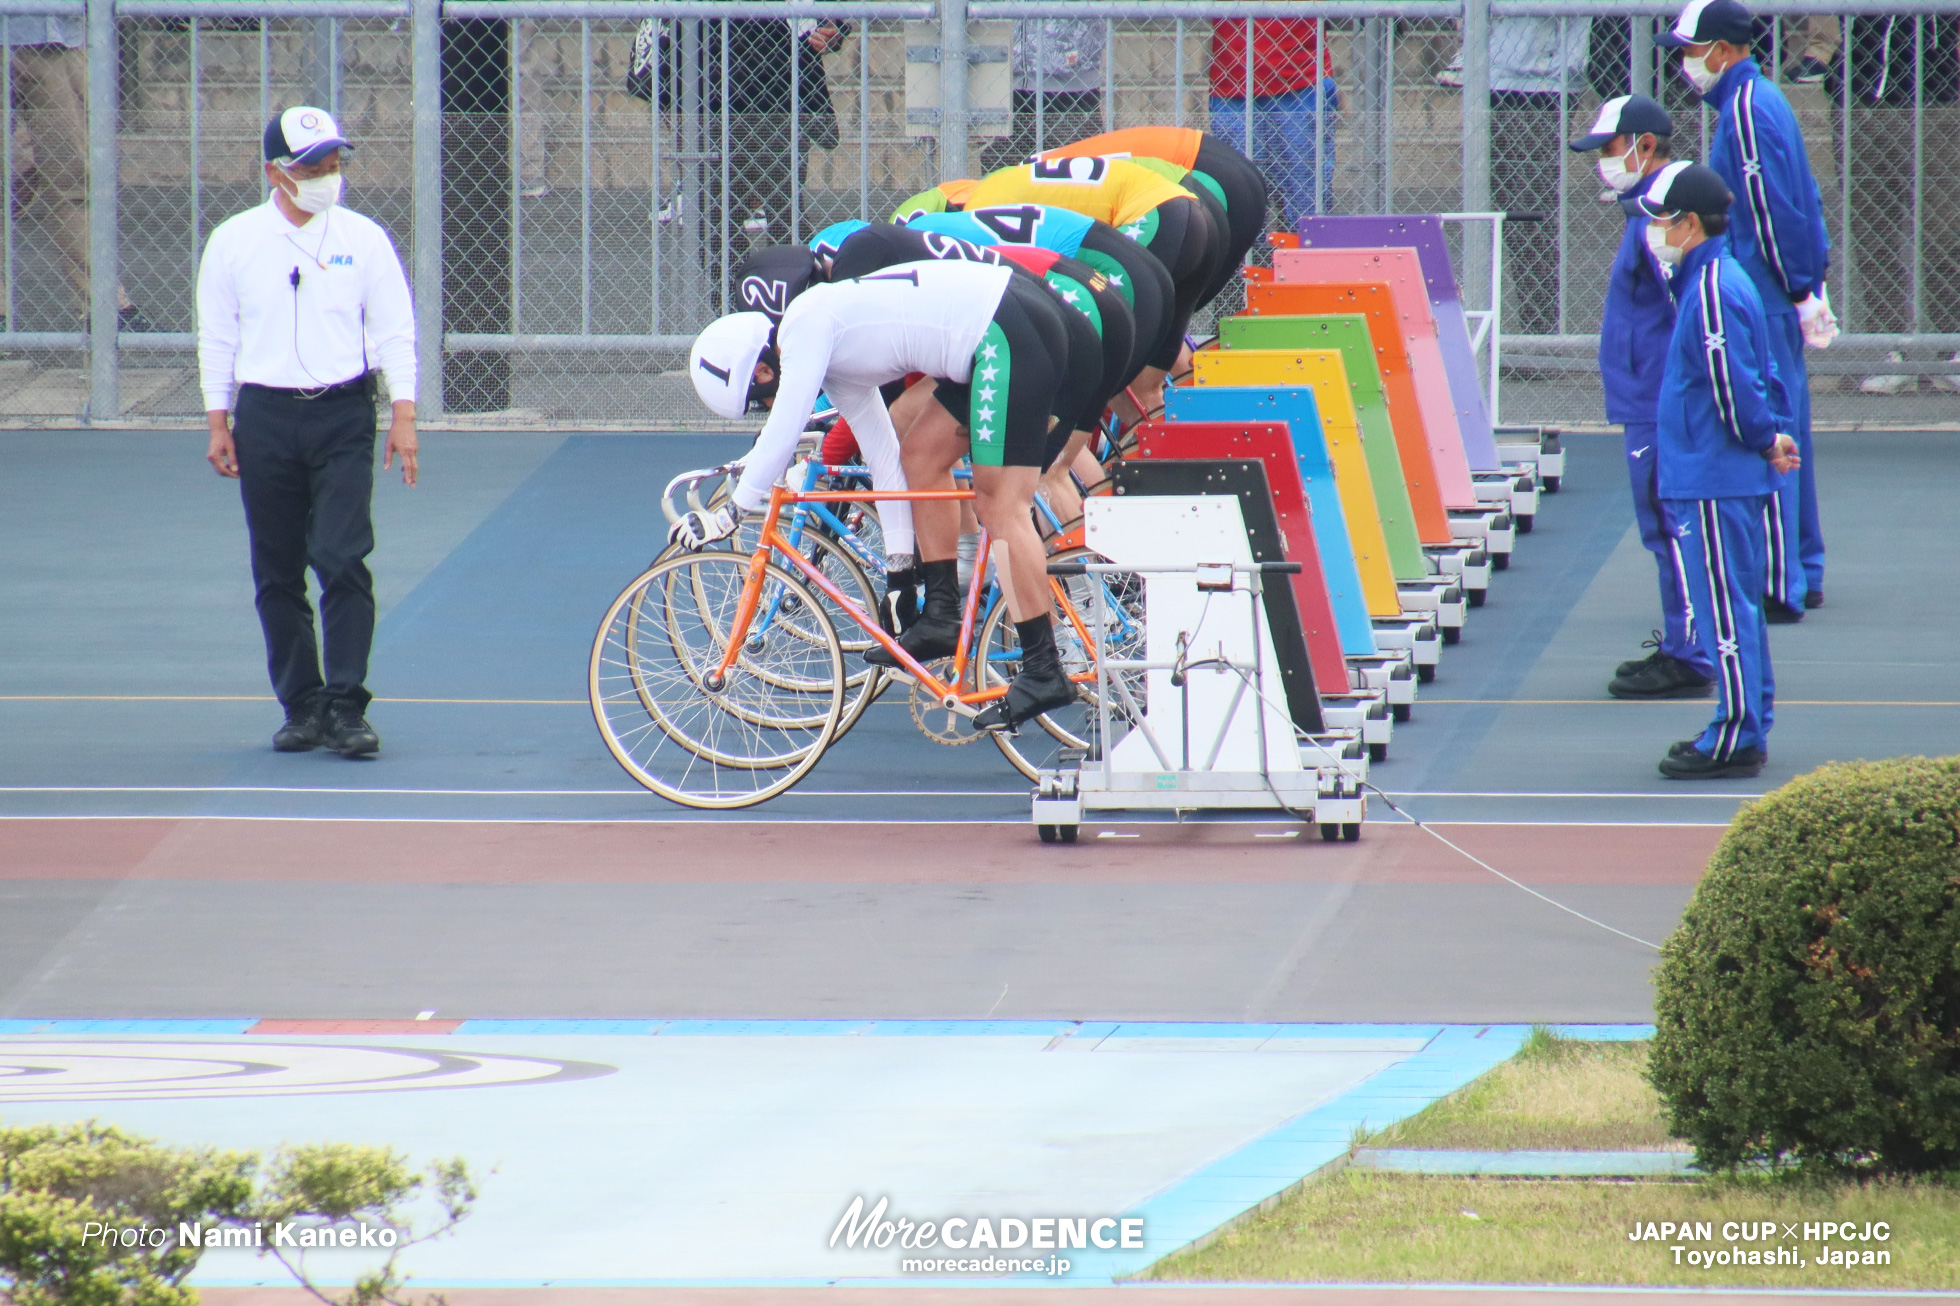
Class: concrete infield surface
2,428,1955,1292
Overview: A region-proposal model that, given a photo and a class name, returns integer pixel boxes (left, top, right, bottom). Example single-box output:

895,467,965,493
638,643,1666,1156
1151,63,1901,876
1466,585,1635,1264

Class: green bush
1650,756,1960,1174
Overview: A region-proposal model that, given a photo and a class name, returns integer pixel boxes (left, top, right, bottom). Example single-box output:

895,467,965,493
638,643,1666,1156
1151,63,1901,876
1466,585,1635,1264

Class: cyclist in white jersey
676,258,1092,730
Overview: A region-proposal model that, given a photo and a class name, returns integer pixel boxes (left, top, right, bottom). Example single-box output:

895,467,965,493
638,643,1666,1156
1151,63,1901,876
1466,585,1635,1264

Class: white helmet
688,312,775,418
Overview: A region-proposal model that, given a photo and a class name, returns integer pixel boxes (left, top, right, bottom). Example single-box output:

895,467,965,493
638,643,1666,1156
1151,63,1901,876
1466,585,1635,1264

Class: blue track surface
5,427,1954,824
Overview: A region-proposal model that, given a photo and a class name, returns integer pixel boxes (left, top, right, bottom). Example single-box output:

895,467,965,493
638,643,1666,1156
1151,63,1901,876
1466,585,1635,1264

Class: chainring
908,658,985,746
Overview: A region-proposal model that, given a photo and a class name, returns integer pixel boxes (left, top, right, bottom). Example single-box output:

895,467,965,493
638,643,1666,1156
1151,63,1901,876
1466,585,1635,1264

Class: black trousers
232,385,379,714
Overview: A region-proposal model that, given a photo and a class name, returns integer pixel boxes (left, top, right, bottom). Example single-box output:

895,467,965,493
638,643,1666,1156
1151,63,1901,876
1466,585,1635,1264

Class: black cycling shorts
1074,220,1177,381
1032,253,1137,434
1134,195,1225,370
1191,134,1270,301
935,273,1090,471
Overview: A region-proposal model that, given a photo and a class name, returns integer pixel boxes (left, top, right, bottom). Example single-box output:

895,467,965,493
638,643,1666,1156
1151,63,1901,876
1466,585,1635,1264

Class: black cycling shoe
1609,654,1714,700
1658,739,1765,779
974,617,1077,733
272,702,326,752
324,701,380,758
1764,600,1805,624
1803,589,1824,610
865,558,960,667
1614,631,1666,680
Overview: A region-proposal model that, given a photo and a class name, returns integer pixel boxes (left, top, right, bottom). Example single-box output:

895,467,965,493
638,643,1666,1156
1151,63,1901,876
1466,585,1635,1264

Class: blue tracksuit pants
1764,313,1823,604
1625,422,1710,676
1666,495,1777,759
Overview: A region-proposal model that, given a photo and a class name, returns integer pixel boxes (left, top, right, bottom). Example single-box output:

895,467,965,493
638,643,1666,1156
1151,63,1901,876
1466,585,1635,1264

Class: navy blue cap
1657,0,1755,48
263,106,352,166
1569,95,1674,152
1635,161,1733,219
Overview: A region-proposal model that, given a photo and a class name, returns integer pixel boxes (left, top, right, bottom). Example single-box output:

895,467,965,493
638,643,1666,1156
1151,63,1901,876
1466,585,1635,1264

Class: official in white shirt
198,106,417,758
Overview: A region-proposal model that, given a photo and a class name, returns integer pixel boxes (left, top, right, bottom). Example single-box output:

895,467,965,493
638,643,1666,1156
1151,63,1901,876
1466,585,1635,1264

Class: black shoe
865,558,960,667
1788,56,1829,84
1609,653,1714,700
272,703,326,752
880,563,921,636
974,616,1077,732
1659,739,1765,779
1803,589,1824,610
323,701,380,757
1614,631,1666,680
1764,600,1805,624
118,305,155,334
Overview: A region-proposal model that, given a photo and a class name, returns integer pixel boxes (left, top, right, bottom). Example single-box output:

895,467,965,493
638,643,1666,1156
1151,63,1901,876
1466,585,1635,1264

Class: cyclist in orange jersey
1035,126,1268,304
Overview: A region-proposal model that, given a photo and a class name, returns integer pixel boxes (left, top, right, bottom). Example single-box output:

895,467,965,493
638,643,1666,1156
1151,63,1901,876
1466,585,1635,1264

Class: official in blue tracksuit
1569,95,1713,701
1661,0,1832,620
1640,162,1800,781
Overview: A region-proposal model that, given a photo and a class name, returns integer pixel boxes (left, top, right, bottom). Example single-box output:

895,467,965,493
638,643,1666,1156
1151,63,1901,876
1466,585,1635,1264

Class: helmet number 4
972,204,1045,245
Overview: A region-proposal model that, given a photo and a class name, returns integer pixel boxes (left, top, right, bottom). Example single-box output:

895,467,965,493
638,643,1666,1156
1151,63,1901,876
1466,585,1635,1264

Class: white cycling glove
668,503,744,550
1797,287,1838,350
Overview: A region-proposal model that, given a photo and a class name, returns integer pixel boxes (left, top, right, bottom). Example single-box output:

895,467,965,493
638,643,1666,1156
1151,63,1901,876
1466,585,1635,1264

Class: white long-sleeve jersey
730,260,1015,556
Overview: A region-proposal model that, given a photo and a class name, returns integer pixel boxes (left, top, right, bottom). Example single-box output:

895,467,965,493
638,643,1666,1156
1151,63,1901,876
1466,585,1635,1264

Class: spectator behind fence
1,15,142,330
980,20,1106,174
629,17,849,255
1822,13,1960,395
1440,16,1592,337
1207,17,1336,226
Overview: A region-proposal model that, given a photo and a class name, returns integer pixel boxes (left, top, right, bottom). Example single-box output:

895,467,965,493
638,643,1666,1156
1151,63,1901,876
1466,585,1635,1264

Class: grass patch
1145,1030,1960,1287
1363,1029,1680,1152
1145,1172,1960,1287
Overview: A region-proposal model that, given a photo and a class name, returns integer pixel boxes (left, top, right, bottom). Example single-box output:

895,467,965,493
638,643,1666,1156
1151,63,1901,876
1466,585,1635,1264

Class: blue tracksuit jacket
1703,59,1831,317
1601,170,1677,425
1656,237,1791,501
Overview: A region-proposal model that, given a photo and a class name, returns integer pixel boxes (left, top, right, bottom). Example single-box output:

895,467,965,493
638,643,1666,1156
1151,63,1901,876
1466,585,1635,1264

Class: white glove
1796,287,1838,350
668,503,743,550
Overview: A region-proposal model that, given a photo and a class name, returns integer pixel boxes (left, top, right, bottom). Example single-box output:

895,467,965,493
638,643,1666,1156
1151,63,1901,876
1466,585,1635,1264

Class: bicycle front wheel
592,553,844,808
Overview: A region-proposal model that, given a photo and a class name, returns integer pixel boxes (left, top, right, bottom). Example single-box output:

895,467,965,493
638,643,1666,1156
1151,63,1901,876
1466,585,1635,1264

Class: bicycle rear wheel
593,553,844,808
978,546,1147,781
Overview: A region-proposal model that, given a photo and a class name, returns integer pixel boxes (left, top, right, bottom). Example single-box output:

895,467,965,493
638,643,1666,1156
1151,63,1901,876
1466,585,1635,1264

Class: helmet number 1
971,204,1045,245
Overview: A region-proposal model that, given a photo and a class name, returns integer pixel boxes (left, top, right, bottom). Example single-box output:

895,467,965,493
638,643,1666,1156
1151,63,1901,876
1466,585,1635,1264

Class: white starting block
1029,497,1367,844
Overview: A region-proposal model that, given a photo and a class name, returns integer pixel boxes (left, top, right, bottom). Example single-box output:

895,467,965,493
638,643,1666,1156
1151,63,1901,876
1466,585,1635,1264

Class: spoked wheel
657,494,888,739
977,547,1147,781
592,552,844,808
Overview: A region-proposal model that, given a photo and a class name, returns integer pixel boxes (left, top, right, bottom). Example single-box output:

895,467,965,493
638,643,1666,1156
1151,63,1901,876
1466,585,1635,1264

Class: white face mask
1681,52,1720,95
1597,141,1645,192
280,169,343,214
1646,222,1686,266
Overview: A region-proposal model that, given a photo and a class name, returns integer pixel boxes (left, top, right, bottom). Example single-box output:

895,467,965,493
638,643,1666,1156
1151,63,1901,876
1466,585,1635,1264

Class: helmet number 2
971,204,1045,245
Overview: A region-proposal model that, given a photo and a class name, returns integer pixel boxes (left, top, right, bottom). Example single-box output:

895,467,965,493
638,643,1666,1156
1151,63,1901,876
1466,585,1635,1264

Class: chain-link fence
4,0,1957,426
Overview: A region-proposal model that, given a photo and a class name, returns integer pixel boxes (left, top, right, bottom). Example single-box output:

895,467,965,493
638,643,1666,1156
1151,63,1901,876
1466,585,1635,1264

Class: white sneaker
656,192,684,224
1932,352,1960,395
1858,351,1916,395
742,210,771,236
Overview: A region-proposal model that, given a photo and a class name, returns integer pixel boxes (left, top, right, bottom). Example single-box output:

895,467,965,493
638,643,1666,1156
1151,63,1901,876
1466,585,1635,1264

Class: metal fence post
86,0,116,422
1459,0,1492,311
939,0,968,180
412,0,443,418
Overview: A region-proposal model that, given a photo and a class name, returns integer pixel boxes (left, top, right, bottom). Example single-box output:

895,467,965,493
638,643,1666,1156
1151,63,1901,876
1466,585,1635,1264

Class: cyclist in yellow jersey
966,155,1225,412
1036,127,1269,304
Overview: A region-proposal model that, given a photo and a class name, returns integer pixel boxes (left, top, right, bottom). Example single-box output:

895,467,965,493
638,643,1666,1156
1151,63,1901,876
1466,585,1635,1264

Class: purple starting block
1295,216,1499,472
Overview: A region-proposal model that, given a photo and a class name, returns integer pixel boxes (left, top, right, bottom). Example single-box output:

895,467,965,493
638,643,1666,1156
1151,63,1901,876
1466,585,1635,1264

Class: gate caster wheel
1369,742,1388,763
1342,823,1361,842
1038,824,1058,843
1320,823,1341,843
1392,703,1411,723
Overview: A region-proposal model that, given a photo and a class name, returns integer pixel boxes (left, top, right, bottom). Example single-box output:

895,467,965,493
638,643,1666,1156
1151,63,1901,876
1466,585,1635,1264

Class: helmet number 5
1031,156,1107,184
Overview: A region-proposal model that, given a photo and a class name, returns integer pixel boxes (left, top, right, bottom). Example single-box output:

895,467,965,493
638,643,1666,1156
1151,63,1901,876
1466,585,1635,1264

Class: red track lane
0,820,1721,886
